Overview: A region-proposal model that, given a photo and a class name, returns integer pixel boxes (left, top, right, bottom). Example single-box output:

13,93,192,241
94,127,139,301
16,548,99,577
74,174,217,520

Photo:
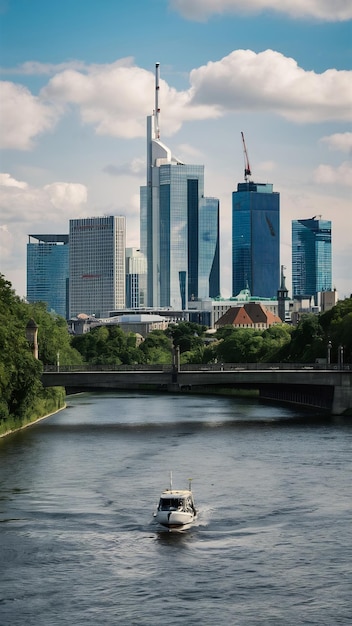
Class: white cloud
189,50,352,123
170,0,352,21
321,132,352,153
103,158,145,178
0,174,88,224
3,53,351,151
43,182,88,209
0,172,28,189
0,81,58,150
313,162,352,186
41,59,217,139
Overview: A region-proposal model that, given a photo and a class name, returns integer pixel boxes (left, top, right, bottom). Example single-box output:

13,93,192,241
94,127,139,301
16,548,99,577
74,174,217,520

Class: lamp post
25,319,38,359
327,340,332,365
57,351,60,372
338,345,344,368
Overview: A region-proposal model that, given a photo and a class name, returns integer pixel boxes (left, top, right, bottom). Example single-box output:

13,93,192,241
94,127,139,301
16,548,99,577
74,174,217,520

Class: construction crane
241,131,252,182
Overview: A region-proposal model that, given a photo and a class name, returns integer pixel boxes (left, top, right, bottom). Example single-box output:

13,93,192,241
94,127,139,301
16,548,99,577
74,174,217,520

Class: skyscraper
69,216,125,318
232,181,280,298
125,247,147,308
140,64,220,309
27,234,69,318
292,217,332,303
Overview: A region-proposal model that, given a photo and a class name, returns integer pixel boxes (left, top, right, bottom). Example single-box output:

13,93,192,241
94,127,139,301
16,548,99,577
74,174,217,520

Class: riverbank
0,404,67,439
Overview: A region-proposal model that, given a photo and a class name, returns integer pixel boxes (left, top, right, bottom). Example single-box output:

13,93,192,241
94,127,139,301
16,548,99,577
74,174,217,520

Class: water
0,392,351,625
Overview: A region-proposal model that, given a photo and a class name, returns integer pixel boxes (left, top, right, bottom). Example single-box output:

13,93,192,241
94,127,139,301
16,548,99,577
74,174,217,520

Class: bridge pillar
332,384,352,415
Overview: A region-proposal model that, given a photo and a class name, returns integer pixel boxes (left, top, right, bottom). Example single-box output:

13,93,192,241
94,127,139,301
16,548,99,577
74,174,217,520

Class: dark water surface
0,392,351,625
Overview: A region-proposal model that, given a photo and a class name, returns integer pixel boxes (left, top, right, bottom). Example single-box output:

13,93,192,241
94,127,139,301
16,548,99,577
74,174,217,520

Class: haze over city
1,0,351,301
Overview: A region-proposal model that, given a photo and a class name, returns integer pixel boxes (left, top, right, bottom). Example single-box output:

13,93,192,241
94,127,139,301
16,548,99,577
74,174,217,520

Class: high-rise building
232,181,280,298
69,216,125,318
125,247,147,308
27,234,69,318
292,217,332,303
140,63,220,309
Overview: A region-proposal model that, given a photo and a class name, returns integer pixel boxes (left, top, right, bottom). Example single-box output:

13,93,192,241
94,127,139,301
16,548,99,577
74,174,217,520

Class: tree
139,330,172,364
166,322,206,353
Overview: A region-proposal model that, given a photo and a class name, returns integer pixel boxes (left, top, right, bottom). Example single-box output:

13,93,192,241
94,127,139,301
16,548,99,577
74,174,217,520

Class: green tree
0,274,66,426
166,322,206,353
139,330,172,364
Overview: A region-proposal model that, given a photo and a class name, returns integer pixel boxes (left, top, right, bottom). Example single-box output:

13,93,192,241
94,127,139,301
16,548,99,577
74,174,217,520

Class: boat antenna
188,478,193,491
169,470,173,490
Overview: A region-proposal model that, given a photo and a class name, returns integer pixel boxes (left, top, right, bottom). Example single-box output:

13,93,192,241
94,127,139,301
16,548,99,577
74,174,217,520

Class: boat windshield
158,497,184,511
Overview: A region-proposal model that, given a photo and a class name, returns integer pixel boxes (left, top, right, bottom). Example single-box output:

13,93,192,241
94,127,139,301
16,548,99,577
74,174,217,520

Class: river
0,391,351,625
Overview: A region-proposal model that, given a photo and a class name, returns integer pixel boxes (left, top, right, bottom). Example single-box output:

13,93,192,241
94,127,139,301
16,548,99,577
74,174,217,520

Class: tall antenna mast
241,131,252,182
155,62,160,139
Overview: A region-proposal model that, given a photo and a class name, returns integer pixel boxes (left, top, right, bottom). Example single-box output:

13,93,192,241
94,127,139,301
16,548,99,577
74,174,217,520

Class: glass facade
141,114,219,309
199,197,220,299
232,182,280,298
27,234,69,318
292,218,332,303
125,248,147,308
69,216,125,318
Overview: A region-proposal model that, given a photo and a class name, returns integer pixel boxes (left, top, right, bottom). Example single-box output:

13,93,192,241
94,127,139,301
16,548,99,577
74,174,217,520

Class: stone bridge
42,363,352,415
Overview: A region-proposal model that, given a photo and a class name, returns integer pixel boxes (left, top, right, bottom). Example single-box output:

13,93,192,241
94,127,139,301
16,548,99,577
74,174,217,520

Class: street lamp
25,319,38,359
327,340,332,365
338,345,344,368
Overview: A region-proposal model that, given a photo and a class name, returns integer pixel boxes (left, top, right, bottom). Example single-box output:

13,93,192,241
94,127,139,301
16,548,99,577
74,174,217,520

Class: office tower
125,247,147,308
140,63,220,309
292,216,332,304
27,234,69,318
69,216,125,318
232,181,280,298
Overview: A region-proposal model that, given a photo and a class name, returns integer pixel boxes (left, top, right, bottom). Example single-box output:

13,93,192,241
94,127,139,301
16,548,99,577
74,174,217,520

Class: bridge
42,363,352,415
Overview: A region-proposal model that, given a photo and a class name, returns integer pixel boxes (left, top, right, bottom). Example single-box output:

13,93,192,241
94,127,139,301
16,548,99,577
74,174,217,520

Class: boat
154,473,197,531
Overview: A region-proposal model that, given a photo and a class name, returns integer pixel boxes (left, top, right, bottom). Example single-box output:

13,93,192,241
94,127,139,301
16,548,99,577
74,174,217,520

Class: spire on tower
155,62,160,140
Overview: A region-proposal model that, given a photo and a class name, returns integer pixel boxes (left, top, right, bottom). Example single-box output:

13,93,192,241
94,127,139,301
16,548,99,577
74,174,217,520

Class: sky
0,0,351,301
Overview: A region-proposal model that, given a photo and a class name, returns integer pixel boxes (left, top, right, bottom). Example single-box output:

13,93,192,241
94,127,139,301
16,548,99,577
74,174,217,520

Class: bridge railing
43,362,351,373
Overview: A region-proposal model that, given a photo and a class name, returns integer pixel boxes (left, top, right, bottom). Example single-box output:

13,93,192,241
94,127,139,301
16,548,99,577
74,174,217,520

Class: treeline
0,274,82,434
72,301,352,366
2,268,352,434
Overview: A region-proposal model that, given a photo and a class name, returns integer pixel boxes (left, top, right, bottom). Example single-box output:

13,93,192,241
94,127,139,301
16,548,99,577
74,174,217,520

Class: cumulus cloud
41,59,218,139
2,53,351,150
103,158,145,177
44,182,88,209
0,172,28,189
313,162,352,186
189,50,352,123
0,174,88,224
0,81,58,149
170,0,352,21
320,132,352,153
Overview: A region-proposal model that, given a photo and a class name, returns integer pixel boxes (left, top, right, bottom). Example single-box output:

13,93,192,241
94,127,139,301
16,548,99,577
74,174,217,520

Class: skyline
0,0,351,301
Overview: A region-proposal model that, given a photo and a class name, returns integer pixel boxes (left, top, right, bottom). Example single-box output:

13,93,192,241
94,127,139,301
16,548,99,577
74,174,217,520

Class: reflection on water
0,391,351,626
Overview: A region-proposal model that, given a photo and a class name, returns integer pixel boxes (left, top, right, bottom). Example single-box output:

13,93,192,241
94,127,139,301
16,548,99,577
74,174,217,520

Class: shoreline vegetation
2,273,352,437
0,403,67,439
0,387,66,439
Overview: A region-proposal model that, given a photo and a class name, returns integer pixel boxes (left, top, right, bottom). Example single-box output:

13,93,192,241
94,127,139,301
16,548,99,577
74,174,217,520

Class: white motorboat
154,473,197,531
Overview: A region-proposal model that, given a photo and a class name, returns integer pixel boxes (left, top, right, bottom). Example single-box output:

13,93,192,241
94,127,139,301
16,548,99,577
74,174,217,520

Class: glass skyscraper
292,217,332,303
232,182,280,298
69,216,126,318
125,247,147,308
140,64,220,309
27,234,69,318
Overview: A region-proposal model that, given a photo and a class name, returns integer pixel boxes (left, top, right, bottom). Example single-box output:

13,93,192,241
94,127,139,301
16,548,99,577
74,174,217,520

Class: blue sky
1,0,351,300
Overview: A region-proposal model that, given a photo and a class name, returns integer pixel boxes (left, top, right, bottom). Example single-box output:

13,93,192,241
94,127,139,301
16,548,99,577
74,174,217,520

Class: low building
114,314,168,337
215,302,282,330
